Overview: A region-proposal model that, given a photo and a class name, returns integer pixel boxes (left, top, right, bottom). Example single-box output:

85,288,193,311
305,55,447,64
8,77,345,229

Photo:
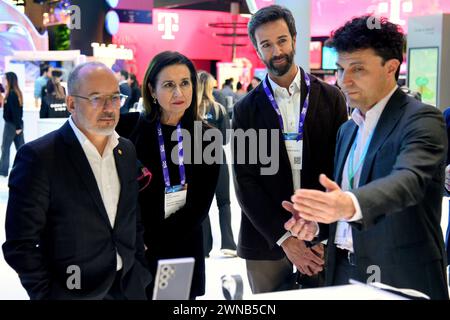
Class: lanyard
157,120,186,188
262,71,310,141
347,129,373,189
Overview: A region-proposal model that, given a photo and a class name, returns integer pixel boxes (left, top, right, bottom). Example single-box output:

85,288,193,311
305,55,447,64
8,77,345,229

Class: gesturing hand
291,174,356,224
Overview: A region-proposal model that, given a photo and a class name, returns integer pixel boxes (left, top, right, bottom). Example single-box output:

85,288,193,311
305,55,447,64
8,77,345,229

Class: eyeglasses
72,93,128,109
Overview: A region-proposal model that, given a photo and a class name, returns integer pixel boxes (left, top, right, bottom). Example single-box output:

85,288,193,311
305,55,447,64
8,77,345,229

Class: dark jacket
117,113,219,298
119,82,132,114
324,89,448,299
3,91,23,129
232,68,348,260
40,84,69,119
2,121,152,299
129,86,141,110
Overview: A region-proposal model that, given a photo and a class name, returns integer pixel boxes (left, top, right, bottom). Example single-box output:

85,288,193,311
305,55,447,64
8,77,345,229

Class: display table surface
246,282,408,300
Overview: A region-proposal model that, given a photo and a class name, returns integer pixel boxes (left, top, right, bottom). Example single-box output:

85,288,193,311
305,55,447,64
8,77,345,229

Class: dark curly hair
327,15,404,80
248,5,296,49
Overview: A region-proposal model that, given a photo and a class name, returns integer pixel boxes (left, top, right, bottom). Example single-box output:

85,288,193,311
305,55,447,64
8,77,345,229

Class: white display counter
246,282,408,300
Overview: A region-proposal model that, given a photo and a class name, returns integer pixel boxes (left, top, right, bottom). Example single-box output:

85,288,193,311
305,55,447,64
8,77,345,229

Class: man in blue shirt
34,64,52,108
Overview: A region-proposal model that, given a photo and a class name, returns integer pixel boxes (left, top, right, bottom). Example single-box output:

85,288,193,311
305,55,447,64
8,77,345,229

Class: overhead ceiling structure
154,0,252,14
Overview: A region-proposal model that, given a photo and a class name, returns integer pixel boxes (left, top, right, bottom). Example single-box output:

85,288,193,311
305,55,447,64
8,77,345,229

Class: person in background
198,71,237,258
235,81,247,101
34,64,52,108
221,78,238,103
0,72,25,177
116,51,219,299
0,82,4,108
221,78,238,117
115,70,132,114
213,87,227,108
128,73,141,110
2,61,151,299
246,76,261,93
40,69,70,118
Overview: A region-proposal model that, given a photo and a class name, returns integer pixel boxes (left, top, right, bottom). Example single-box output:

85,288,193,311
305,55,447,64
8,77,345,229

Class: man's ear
66,95,75,114
386,59,401,77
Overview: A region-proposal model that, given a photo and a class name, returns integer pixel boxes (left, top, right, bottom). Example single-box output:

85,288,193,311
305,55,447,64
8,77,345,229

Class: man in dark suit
232,5,348,294
2,62,152,300
285,16,449,299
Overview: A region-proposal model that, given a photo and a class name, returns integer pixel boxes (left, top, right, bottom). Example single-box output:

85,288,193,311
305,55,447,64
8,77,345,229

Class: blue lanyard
348,129,373,189
156,120,186,188
262,71,310,141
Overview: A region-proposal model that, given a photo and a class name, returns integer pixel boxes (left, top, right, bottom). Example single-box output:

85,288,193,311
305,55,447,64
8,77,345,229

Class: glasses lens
90,96,104,108
88,94,125,108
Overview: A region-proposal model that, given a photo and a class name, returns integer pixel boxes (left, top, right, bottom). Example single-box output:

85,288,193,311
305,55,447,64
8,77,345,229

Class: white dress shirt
69,117,123,270
267,67,303,246
267,67,302,191
334,85,398,252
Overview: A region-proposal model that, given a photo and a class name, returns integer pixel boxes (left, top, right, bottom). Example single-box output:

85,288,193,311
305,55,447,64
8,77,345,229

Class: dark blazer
2,121,152,300
232,68,348,260
119,82,132,114
116,113,219,298
325,89,449,299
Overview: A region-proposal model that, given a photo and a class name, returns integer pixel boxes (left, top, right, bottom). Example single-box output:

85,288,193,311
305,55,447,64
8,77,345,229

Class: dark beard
266,51,295,76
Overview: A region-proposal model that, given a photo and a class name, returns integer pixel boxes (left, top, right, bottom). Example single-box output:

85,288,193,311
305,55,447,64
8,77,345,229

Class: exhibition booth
0,0,450,302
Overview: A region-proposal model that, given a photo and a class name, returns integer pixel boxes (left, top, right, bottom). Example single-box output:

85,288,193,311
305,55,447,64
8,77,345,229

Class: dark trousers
103,270,126,300
202,161,236,255
333,248,358,286
0,121,24,176
246,257,299,294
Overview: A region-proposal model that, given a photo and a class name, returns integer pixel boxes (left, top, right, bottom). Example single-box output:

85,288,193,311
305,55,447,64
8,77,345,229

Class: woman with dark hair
0,72,25,176
40,69,69,118
127,73,141,110
116,51,219,299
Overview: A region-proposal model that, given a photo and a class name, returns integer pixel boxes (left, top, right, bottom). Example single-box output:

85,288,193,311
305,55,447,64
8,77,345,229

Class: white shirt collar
267,66,301,97
68,116,120,158
352,85,398,129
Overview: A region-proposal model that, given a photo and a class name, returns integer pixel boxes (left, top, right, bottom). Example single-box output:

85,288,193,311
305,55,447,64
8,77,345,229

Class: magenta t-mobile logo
157,12,179,40
376,0,413,26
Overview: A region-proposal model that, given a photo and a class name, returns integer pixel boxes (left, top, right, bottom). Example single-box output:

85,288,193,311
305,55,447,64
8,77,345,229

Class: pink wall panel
312,0,450,36
112,8,264,82
112,0,450,81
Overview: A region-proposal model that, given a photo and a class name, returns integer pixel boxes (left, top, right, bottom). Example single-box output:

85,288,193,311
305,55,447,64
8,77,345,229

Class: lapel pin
118,149,123,155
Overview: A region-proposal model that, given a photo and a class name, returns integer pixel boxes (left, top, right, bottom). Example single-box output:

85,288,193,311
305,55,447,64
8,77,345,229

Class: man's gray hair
67,61,110,95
